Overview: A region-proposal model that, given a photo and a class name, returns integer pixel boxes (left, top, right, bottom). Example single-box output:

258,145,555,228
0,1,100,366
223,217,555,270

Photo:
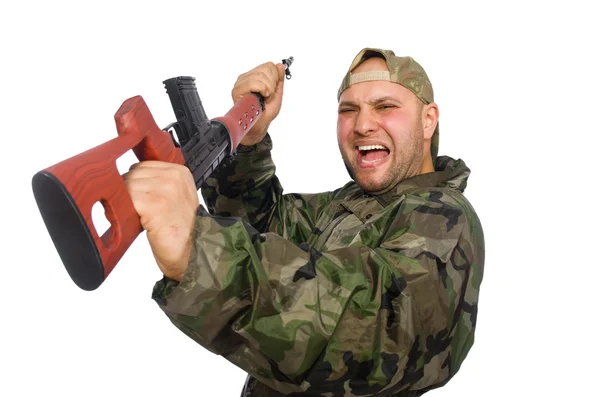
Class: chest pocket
320,213,365,251
312,197,384,252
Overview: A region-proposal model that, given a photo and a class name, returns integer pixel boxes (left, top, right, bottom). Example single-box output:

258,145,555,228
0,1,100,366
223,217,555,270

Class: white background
1,0,598,396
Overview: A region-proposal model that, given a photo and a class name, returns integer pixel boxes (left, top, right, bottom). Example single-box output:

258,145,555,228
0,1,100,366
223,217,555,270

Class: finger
125,162,190,183
237,69,274,91
133,160,187,170
233,62,281,99
127,190,168,231
233,78,271,101
271,78,285,99
129,161,163,172
123,176,162,194
125,169,196,200
250,65,278,88
247,62,279,86
261,62,281,87
265,64,286,101
275,63,286,81
127,190,152,218
123,166,161,182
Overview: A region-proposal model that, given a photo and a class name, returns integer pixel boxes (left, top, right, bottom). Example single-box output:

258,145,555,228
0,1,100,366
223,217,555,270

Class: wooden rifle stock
32,84,266,291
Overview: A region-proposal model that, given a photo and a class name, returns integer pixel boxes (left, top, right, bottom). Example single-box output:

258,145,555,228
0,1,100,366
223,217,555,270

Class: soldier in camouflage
125,47,485,396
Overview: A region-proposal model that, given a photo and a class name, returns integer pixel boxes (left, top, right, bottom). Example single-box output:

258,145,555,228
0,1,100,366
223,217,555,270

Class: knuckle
174,164,190,180
164,177,179,192
255,70,269,82
256,62,274,72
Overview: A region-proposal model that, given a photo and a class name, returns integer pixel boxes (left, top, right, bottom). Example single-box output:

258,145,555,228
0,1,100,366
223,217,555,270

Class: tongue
364,149,388,162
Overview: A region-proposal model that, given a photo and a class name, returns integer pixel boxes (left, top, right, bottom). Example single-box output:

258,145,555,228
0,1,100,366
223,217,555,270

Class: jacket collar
374,155,470,207
340,156,471,218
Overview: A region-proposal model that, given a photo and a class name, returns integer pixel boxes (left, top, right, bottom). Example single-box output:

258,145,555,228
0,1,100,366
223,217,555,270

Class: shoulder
400,186,482,231
381,187,484,260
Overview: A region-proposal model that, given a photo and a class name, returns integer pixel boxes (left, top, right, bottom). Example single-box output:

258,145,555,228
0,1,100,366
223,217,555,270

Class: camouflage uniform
152,48,485,396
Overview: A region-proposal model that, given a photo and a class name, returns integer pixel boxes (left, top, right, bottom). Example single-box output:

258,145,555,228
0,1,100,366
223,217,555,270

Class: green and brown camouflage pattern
152,134,485,396
338,47,439,162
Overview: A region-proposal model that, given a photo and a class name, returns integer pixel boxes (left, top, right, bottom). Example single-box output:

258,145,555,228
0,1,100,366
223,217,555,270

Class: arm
200,133,282,232
199,59,299,233
152,189,485,396
201,133,334,238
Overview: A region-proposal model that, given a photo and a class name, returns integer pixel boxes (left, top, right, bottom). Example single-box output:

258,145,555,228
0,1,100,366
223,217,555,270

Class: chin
355,175,390,195
343,157,392,193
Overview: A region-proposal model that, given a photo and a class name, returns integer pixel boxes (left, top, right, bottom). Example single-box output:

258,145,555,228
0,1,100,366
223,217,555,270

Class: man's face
337,57,426,195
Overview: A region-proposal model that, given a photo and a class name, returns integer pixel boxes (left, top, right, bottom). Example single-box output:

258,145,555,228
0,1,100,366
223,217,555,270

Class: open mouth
356,144,390,167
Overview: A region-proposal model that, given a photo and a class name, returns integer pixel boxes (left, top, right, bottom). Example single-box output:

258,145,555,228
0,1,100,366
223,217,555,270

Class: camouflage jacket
152,134,485,396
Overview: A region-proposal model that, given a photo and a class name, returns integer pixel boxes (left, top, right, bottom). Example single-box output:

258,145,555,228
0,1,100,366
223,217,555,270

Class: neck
419,154,435,175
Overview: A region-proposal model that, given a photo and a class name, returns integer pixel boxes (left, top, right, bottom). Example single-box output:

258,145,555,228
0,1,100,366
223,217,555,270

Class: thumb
272,63,286,98
276,63,286,81
263,64,286,109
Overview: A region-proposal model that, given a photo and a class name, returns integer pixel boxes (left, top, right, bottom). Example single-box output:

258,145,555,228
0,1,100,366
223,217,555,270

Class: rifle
32,57,294,291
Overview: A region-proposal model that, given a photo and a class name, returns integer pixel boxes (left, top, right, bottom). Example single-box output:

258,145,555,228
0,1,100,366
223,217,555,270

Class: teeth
358,144,386,151
361,157,384,164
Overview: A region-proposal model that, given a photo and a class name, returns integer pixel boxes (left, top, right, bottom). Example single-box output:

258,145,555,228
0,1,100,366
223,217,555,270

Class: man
124,48,485,396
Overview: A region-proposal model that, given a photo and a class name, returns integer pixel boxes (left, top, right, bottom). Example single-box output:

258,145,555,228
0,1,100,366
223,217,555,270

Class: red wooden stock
35,96,183,290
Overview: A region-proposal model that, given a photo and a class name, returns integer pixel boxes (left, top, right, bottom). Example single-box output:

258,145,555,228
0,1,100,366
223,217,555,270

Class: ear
422,102,439,140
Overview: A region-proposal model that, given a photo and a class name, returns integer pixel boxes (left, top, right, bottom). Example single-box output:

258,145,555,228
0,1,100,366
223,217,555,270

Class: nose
354,108,377,136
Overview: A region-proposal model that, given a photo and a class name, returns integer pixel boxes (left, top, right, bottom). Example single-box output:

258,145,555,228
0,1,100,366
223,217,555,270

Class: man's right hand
232,61,286,146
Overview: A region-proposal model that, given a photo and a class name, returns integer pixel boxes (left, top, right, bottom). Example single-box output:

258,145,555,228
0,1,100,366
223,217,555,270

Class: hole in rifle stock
116,149,139,176
92,200,111,245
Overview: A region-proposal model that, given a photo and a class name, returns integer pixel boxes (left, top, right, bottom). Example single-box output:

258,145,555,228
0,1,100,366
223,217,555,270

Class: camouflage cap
337,48,439,161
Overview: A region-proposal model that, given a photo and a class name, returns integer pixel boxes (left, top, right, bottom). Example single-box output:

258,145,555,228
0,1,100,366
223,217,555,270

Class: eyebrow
338,96,402,108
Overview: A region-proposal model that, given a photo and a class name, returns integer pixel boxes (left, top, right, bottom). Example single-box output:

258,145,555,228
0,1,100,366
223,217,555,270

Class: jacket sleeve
200,133,288,233
152,183,485,396
200,132,335,245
